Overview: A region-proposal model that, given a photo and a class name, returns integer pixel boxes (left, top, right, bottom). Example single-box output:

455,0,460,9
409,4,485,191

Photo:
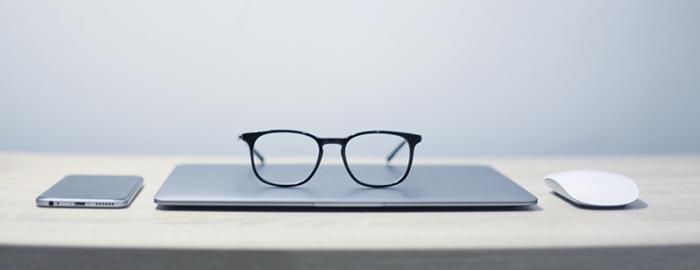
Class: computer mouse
544,171,639,207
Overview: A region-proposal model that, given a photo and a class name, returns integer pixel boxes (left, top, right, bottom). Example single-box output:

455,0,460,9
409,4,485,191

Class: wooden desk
1,152,699,269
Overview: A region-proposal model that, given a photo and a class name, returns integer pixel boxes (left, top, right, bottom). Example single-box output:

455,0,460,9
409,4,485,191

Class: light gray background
1,0,699,157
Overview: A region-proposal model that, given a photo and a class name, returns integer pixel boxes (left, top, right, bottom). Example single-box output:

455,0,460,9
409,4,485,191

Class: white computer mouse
544,171,639,207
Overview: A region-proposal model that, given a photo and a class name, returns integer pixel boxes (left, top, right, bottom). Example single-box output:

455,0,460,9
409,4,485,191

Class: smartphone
36,175,143,208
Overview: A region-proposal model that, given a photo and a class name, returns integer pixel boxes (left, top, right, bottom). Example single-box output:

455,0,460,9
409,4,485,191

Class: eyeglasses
238,130,422,188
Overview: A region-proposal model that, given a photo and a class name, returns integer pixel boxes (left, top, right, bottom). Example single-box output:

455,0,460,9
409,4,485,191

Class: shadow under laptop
155,204,542,212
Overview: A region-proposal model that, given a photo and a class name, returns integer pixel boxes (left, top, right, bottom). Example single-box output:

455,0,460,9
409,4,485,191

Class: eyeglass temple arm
252,149,265,164
386,141,407,163
239,135,266,164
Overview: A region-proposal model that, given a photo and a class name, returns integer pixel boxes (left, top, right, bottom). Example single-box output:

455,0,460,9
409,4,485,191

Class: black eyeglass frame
239,130,422,188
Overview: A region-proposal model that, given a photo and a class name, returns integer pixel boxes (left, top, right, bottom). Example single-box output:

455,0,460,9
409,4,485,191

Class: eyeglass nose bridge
317,137,346,145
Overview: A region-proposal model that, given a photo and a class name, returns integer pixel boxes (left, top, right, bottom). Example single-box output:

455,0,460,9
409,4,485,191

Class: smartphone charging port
74,202,86,206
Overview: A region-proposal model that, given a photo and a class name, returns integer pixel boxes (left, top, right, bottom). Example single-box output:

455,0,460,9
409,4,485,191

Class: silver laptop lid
154,165,537,207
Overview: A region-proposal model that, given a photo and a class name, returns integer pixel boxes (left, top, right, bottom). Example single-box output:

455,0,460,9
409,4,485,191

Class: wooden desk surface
1,151,700,269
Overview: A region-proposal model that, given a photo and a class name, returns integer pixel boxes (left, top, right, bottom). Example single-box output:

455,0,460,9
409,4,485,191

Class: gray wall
1,0,699,157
